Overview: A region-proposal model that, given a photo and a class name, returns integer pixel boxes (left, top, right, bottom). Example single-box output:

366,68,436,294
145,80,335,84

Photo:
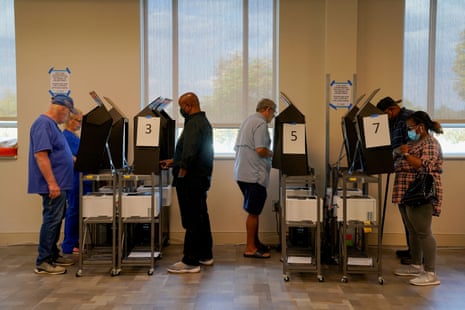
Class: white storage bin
121,192,160,218
82,195,114,218
335,196,376,222
327,187,363,197
285,196,319,222
136,185,172,206
286,188,313,198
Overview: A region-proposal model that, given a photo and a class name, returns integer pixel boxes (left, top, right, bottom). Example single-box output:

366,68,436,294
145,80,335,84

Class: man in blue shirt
28,94,77,275
234,98,276,259
377,96,414,264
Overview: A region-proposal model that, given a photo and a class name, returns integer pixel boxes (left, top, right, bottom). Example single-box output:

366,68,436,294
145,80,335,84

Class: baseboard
2,232,465,248
0,233,38,246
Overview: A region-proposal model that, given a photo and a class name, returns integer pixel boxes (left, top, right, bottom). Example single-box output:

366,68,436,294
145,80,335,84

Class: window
0,0,17,152
144,0,277,155
404,0,465,157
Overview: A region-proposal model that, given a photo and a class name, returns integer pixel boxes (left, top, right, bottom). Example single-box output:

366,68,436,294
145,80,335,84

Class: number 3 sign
283,123,306,154
136,116,160,147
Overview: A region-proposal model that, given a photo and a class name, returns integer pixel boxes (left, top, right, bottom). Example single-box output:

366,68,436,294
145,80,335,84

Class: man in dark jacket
160,92,214,273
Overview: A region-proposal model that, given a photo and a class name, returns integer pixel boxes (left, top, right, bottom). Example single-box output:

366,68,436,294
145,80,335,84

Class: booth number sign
136,116,160,147
362,114,391,148
283,123,306,154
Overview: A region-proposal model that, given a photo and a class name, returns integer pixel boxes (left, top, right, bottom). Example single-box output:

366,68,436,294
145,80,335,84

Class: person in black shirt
160,92,214,273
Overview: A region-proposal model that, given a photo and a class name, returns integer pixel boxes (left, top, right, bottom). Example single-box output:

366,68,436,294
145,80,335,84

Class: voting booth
272,103,310,176
75,95,113,173
342,89,394,175
133,97,175,175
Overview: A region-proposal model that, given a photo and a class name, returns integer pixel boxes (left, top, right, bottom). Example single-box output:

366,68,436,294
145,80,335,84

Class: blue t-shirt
28,115,74,194
234,112,271,187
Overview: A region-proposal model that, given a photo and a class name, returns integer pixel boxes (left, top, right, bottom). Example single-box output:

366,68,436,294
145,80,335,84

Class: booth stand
274,94,323,281
112,96,174,274
117,173,167,276
330,88,391,284
280,174,323,282
335,169,384,284
76,172,119,277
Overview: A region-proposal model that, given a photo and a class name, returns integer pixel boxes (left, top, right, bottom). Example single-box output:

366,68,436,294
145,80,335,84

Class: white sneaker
167,261,200,274
199,258,214,266
394,264,422,276
410,271,440,286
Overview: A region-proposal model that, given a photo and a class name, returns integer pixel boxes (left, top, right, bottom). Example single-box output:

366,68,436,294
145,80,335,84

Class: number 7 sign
362,114,391,148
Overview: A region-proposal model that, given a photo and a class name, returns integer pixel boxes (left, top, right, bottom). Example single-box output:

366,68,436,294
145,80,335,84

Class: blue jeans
36,192,67,266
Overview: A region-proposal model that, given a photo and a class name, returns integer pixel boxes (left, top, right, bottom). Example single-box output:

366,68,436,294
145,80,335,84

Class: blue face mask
408,129,420,141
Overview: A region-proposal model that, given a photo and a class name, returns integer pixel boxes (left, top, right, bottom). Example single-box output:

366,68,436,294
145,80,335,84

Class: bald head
179,92,201,115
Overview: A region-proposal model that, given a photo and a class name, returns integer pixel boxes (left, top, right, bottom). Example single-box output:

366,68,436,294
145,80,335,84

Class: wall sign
329,79,352,109
49,67,71,95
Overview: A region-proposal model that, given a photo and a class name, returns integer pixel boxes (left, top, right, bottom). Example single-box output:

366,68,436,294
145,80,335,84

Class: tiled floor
0,243,464,309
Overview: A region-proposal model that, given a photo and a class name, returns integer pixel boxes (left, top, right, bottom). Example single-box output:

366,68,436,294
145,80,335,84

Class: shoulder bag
402,173,437,206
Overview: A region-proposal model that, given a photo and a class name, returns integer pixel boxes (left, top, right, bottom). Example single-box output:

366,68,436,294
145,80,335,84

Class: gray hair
256,98,276,112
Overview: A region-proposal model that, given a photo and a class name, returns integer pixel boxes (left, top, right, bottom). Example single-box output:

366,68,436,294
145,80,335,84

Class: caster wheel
75,270,82,277
283,275,290,282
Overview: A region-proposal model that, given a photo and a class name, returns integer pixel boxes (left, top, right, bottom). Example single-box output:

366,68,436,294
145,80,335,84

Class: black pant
175,176,213,266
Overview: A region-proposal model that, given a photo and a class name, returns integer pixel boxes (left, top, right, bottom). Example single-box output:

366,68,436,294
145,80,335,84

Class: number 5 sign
362,114,391,148
136,116,160,147
283,123,306,154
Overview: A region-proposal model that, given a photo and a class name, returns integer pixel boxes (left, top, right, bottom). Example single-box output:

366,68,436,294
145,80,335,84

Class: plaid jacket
392,134,443,208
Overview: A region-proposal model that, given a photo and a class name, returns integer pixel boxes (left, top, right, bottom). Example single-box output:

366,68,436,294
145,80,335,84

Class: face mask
408,129,420,141
179,107,189,118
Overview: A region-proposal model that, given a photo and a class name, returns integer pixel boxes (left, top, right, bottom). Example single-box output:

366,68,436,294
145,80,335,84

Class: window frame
142,0,278,157
0,0,18,158
403,0,465,158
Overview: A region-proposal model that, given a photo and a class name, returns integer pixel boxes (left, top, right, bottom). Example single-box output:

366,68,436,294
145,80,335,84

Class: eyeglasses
407,124,418,131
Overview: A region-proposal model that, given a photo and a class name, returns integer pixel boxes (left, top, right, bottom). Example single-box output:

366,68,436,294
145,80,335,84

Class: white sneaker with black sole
167,261,200,273
34,262,66,275
394,264,422,276
199,258,214,266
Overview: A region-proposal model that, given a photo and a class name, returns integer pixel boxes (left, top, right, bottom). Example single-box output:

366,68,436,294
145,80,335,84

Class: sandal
243,249,271,259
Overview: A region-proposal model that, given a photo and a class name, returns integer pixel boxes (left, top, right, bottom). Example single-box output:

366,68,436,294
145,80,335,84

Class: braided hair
408,111,443,134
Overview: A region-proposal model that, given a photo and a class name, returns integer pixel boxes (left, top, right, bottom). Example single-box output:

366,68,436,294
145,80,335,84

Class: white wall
1,0,464,247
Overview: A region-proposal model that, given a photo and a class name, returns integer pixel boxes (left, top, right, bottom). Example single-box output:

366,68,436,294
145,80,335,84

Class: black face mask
179,107,189,118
